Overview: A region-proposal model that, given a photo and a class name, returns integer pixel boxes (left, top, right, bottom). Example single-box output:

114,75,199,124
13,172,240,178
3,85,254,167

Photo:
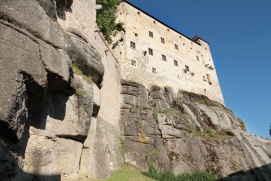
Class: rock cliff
0,0,121,180
0,0,271,181
120,80,271,180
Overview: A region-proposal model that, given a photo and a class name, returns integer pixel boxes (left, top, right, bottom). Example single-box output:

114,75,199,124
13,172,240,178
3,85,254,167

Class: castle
113,1,224,104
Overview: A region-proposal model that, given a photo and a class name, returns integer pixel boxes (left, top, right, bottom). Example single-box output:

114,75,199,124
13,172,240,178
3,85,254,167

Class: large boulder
68,33,104,87
0,0,72,50
0,22,47,141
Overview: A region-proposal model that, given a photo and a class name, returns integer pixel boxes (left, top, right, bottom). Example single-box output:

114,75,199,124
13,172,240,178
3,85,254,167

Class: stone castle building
114,1,224,104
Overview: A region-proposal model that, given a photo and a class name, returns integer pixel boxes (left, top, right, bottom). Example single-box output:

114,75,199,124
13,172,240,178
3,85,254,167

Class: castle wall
115,2,224,104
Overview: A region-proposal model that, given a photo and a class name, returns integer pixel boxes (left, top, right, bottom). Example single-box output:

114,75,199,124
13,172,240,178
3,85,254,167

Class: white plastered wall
113,2,224,105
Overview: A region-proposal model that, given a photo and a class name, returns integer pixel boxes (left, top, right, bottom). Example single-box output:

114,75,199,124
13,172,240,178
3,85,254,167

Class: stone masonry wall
113,2,224,105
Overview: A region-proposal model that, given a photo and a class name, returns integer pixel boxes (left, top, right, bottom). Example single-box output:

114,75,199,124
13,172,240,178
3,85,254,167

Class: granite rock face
120,80,271,180
0,0,107,180
1,0,271,180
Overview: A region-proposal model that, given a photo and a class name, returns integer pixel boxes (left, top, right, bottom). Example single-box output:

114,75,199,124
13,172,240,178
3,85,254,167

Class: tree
96,0,124,43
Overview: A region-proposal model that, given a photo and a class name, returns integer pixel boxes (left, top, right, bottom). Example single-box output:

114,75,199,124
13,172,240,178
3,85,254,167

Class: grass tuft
75,88,87,96
143,164,216,181
72,64,92,84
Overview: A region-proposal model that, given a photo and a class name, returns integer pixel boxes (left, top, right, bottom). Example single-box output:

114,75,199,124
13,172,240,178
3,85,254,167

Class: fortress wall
116,2,224,104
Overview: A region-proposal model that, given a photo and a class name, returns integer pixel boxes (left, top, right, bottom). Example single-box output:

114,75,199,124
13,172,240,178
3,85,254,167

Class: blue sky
126,0,271,138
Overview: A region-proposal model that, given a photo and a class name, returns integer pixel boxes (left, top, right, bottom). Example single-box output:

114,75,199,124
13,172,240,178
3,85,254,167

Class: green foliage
199,99,206,105
143,164,161,180
177,171,216,181
79,168,156,181
148,149,158,162
75,88,87,96
0,14,12,23
72,64,92,84
237,118,246,131
153,109,159,123
96,0,124,43
143,165,216,181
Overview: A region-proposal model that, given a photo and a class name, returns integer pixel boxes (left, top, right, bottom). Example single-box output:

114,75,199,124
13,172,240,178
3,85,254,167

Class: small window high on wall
185,65,189,72
196,56,199,61
162,54,166,61
174,60,178,66
152,67,156,73
148,48,153,55
131,60,136,66
149,31,153,38
161,37,165,44
175,44,178,50
130,41,136,49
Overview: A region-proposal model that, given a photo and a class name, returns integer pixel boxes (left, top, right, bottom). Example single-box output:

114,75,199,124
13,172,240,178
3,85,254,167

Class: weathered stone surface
0,0,71,49
89,117,121,178
23,134,82,180
157,114,183,139
29,82,93,142
149,86,170,109
197,103,232,131
35,0,57,19
0,22,46,141
0,0,119,180
120,81,271,180
39,41,74,95
68,33,104,86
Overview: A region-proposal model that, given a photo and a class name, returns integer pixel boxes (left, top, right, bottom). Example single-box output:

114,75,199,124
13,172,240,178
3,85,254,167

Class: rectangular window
131,60,136,66
152,67,156,73
162,54,166,61
174,60,178,66
148,48,153,55
149,31,153,38
175,44,178,50
130,41,136,49
161,37,165,44
185,65,189,72
196,56,199,61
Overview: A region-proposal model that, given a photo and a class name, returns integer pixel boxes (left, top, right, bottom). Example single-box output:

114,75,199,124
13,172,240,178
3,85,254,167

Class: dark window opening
131,60,136,66
161,37,165,44
174,60,178,66
162,54,167,61
130,41,136,49
175,44,178,50
152,67,156,73
185,65,189,72
148,48,153,55
149,31,153,38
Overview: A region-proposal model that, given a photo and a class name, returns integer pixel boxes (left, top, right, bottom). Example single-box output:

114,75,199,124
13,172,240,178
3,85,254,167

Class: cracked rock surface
0,0,105,180
120,80,271,180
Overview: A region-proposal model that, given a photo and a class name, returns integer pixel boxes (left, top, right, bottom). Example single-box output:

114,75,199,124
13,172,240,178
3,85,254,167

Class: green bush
177,171,216,181
143,164,161,180
144,165,216,181
96,0,124,43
